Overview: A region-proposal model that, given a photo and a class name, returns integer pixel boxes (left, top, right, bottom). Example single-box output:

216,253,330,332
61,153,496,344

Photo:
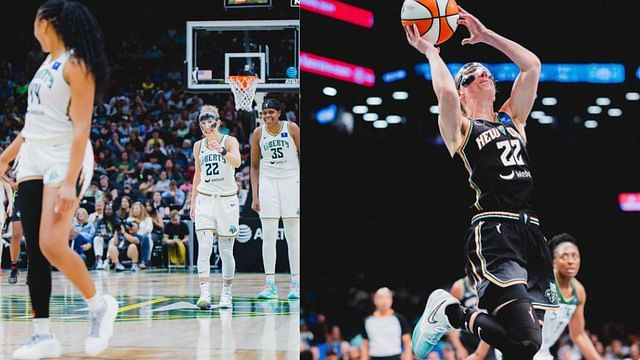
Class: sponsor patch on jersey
52,61,61,70
281,132,288,138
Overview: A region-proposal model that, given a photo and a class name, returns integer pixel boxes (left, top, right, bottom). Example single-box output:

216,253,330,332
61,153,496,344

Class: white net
228,75,259,111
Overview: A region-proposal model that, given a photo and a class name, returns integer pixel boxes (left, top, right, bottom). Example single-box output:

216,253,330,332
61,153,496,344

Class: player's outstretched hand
404,24,439,56
457,6,490,46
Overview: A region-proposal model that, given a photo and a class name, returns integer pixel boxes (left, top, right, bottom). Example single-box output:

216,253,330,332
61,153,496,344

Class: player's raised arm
405,24,463,157
457,6,540,128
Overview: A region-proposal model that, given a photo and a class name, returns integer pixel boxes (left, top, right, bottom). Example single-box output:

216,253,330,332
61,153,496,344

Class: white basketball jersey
198,136,236,194
22,51,74,142
536,284,579,359
259,121,299,178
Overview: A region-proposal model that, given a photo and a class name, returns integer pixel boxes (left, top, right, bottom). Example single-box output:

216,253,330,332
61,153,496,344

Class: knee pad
197,230,214,279
496,298,542,359
219,236,236,280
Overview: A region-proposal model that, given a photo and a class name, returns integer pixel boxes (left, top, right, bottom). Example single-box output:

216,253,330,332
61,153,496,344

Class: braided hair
37,0,108,98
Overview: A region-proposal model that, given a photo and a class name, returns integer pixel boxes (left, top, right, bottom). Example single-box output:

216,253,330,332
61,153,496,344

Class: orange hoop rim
228,75,258,90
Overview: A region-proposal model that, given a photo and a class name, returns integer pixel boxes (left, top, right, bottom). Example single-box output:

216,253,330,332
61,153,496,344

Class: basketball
401,0,459,45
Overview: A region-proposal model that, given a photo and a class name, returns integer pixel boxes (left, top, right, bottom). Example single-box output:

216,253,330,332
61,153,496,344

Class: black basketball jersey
457,112,534,213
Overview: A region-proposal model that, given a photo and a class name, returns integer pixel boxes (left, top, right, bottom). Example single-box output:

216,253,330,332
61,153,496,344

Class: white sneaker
101,260,110,270
85,294,118,356
114,263,125,272
12,333,62,359
411,289,458,358
95,259,103,270
196,294,211,310
131,263,140,272
219,289,232,308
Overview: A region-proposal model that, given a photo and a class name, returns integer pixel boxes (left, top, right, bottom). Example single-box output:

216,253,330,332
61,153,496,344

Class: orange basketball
401,0,459,45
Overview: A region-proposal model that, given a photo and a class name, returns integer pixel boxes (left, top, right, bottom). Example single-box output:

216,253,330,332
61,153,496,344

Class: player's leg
281,176,300,299
39,183,118,355
258,177,280,299
12,179,62,360
128,244,140,271
216,195,239,308
195,193,216,309
8,214,23,284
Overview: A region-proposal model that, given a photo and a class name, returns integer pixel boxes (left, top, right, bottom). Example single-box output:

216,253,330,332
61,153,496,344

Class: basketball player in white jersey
190,105,242,309
467,233,600,360
250,98,300,300
0,1,118,358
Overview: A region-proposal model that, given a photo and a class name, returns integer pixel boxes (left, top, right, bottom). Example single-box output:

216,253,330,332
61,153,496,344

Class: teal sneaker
257,282,278,300
411,289,458,358
287,282,300,300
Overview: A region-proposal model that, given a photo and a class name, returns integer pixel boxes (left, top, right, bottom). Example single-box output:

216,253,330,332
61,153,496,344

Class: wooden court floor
0,270,299,359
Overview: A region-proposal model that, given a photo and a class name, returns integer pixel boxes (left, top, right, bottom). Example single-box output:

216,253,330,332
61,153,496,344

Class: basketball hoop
228,75,259,111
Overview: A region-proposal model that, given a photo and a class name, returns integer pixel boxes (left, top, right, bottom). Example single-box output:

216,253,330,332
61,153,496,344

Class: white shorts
259,176,300,219
194,193,239,237
16,139,94,195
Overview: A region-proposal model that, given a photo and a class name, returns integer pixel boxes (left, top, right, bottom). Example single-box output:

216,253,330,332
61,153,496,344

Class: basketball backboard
186,20,299,92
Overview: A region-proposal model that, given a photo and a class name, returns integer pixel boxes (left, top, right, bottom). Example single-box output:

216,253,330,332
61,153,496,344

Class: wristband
220,147,228,156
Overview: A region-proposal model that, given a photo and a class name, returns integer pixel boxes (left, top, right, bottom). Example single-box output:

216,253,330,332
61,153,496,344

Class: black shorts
118,244,139,261
464,211,559,311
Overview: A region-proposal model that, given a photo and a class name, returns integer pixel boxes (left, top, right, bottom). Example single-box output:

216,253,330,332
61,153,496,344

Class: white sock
266,274,275,284
223,282,232,292
261,218,279,277
200,281,210,296
86,293,104,313
33,318,51,336
291,274,299,285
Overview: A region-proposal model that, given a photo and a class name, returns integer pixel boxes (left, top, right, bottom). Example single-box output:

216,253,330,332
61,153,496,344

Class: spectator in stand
162,180,185,208
116,195,132,222
88,199,105,225
94,202,117,270
152,191,169,219
74,208,96,243
69,227,94,270
164,158,184,185
84,181,104,203
129,201,153,269
138,174,156,198
145,200,165,265
98,174,112,194
154,170,171,193
163,210,189,266
145,129,165,154
115,151,135,183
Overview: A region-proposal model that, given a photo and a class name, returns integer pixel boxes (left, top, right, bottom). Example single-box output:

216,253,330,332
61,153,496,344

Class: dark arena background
301,0,640,358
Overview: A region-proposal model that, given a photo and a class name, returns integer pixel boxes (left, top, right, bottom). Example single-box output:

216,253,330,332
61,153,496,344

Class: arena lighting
584,120,599,128
363,113,378,121
352,105,368,114
315,104,338,124
300,0,374,28
619,193,640,212
392,91,409,100
415,63,625,83
587,106,602,114
386,115,403,124
530,111,545,119
382,69,407,83
625,92,640,101
541,97,557,106
373,120,388,129
300,51,375,87
608,108,623,117
595,97,611,106
322,86,337,96
537,115,554,124
366,97,382,105
429,105,439,114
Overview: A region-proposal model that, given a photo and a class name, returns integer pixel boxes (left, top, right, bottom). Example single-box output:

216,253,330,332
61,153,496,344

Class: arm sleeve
361,317,369,339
